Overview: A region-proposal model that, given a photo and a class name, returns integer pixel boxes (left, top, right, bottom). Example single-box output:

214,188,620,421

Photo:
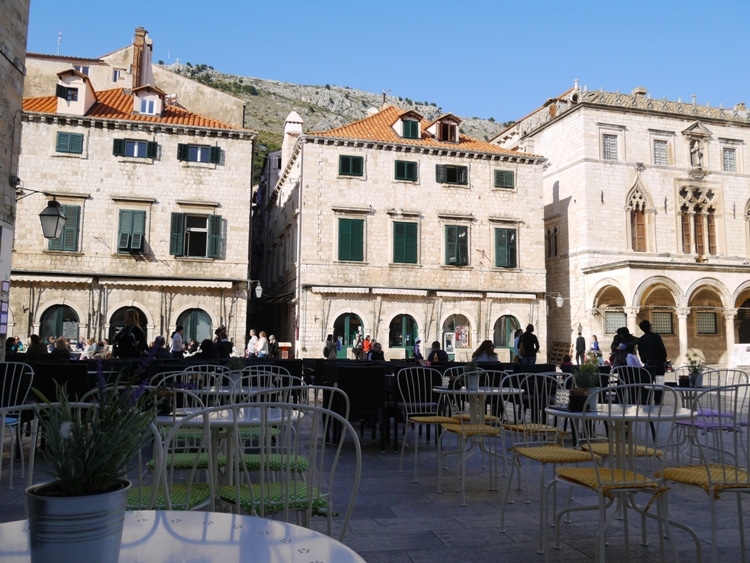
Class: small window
113,139,158,159
494,228,517,268
445,225,468,265
55,84,79,102
48,205,80,252
403,120,419,139
117,210,146,254
494,170,515,189
438,122,457,142
112,69,121,82
604,311,626,334
602,134,618,160
73,65,89,75
723,147,737,172
696,312,717,334
395,160,418,181
177,144,221,164
55,132,84,154
651,312,673,334
338,218,364,261
393,222,417,264
139,99,156,115
436,164,468,185
630,208,646,252
170,213,222,258
338,155,364,177
653,139,668,166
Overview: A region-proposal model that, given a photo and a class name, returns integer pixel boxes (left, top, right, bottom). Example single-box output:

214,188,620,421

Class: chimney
281,111,304,170
631,86,647,97
736,102,747,110
132,27,147,89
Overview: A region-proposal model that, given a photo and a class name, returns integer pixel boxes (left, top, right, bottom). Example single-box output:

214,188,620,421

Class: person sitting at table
152,335,172,359
367,341,385,361
625,342,643,367
472,339,498,362
427,340,449,363
25,334,49,360
50,337,71,360
560,354,574,372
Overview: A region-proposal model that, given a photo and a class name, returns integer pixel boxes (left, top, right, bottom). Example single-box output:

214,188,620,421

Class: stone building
0,0,30,359
258,106,546,361
24,27,245,128
494,82,750,366
10,64,256,347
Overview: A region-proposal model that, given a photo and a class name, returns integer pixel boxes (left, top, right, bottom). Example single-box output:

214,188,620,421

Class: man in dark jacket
637,319,667,377
519,324,540,365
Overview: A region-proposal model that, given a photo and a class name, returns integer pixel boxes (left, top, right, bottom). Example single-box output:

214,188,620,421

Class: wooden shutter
395,161,406,179
403,222,417,263
436,165,447,183
118,210,132,251
55,84,66,99
338,219,363,261
130,210,146,252
69,133,83,154
496,228,516,267
113,138,125,156
177,144,189,161
406,162,417,181
209,146,221,164
446,225,457,263
56,132,70,153
146,141,158,159
338,156,349,175
494,170,514,188
61,206,80,252
207,215,222,258
170,213,185,256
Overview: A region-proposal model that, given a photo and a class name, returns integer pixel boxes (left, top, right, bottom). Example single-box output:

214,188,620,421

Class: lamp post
38,200,67,239
249,280,263,299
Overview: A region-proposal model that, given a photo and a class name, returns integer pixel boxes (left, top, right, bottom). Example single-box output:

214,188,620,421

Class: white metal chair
0,362,34,488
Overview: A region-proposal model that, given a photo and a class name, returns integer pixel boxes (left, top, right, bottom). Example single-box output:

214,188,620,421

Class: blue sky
26,0,749,123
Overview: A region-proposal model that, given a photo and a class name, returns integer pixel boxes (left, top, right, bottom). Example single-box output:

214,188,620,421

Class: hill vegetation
160,62,512,183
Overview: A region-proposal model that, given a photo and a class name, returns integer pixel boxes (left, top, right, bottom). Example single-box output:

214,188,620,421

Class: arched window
389,314,418,349
109,307,147,344
628,185,648,252
443,314,471,351
176,309,212,345
40,305,79,342
493,315,520,350
333,313,363,358
679,186,717,255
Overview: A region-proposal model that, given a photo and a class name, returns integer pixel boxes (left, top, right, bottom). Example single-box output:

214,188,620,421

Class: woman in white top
256,331,269,358
170,325,184,359
625,342,643,367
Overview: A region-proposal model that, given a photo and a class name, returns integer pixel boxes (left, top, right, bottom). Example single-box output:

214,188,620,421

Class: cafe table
0,510,366,562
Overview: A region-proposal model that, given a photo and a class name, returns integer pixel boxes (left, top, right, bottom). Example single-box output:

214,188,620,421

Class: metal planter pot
25,479,130,563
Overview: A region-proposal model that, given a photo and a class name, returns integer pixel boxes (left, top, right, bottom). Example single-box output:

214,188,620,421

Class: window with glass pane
602,134,618,160
494,170,514,189
651,312,673,334
338,218,364,261
631,209,646,252
680,206,691,253
395,160,418,181
605,311,626,334
445,225,468,265
723,147,737,171
436,164,468,185
696,312,717,334
707,210,716,254
494,228,517,267
653,139,668,166
393,222,417,263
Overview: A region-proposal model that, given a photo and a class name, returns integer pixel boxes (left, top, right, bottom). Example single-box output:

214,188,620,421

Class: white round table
0,510,365,562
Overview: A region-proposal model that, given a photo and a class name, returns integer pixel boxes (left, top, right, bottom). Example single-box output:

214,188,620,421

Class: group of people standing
245,328,280,359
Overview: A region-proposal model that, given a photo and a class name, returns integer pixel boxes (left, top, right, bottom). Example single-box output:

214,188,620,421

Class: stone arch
170,302,221,333
684,279,728,364
105,300,155,334
590,278,628,308
685,277,730,308
34,298,88,334
632,276,684,308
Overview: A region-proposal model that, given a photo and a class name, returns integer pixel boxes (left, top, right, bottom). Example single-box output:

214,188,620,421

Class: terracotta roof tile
23,87,239,130
308,105,522,156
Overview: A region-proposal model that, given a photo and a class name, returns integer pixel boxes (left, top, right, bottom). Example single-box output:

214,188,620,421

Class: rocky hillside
161,63,511,178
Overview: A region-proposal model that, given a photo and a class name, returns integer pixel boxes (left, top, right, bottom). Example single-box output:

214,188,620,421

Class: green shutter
130,210,146,252
170,213,185,256
113,138,125,156
338,219,363,261
207,215,222,258
146,141,158,159
352,157,363,176
69,133,84,154
48,205,79,251
339,156,348,175
209,146,221,164
395,161,405,180
177,143,189,161
406,161,417,181
394,222,417,264
118,210,132,251
403,120,418,139
436,165,447,183
446,225,457,263
56,132,70,153
495,228,517,267
494,170,514,188
339,156,363,176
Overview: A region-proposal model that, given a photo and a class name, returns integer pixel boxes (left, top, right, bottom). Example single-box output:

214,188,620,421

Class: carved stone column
625,306,640,336
676,307,690,365
724,307,738,364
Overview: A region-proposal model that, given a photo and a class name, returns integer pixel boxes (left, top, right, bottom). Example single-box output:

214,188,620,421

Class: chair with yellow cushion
660,384,750,563
499,372,594,554
551,384,700,563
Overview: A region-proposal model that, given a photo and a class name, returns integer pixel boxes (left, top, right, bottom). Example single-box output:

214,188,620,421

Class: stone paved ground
1,397,745,563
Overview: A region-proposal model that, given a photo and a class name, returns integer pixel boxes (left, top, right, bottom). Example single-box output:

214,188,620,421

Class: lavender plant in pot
26,359,156,563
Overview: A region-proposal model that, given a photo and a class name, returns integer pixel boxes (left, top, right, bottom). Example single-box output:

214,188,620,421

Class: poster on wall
443,332,455,354
454,325,470,348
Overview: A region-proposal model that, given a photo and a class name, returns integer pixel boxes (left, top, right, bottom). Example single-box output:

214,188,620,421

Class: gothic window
627,185,650,252
679,186,717,255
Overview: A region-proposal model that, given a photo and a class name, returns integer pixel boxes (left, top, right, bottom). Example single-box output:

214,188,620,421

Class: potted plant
686,353,704,388
26,357,157,562
569,353,601,411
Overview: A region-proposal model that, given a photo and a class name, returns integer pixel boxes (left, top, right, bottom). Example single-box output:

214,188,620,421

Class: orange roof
23,87,239,130
309,105,521,156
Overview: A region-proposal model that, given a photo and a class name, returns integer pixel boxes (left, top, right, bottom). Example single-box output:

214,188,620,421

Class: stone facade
258,107,547,361
0,0,30,357
10,70,255,348
495,84,750,366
